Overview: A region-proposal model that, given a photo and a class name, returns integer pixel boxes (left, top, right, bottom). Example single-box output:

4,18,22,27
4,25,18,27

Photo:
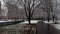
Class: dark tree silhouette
52,14,55,22
45,0,53,22
3,0,43,24
52,0,57,22
23,0,43,24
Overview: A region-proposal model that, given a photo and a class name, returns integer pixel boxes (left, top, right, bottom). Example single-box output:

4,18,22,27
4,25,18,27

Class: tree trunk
29,18,31,24
53,16,55,22
47,12,50,22
48,17,49,22
53,18,54,22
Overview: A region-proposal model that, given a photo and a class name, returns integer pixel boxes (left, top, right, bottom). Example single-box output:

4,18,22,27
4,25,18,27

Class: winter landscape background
0,0,60,34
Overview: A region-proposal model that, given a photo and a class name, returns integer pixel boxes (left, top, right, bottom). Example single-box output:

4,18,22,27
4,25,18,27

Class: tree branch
24,1,29,19
3,0,18,9
17,0,25,5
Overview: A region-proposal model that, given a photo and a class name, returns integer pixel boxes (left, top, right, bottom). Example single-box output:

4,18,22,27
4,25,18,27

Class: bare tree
23,0,42,24
39,0,53,22
48,0,53,22
44,0,53,22
52,0,57,22
3,0,43,24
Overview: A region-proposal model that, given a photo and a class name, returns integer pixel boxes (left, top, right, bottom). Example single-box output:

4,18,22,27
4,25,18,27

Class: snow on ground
21,20,40,24
43,20,60,30
19,20,60,30
43,20,54,24
21,20,55,24
56,21,60,24
0,20,15,23
50,24,60,30
0,20,40,24
0,20,60,24
0,21,8,22
0,20,57,24
0,20,60,30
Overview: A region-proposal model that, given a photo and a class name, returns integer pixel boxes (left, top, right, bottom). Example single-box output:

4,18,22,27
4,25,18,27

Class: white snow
21,20,39,24
50,24,60,30
43,20,54,24
0,20,39,24
0,21,8,22
0,20,14,23
43,20,60,30
56,21,60,24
